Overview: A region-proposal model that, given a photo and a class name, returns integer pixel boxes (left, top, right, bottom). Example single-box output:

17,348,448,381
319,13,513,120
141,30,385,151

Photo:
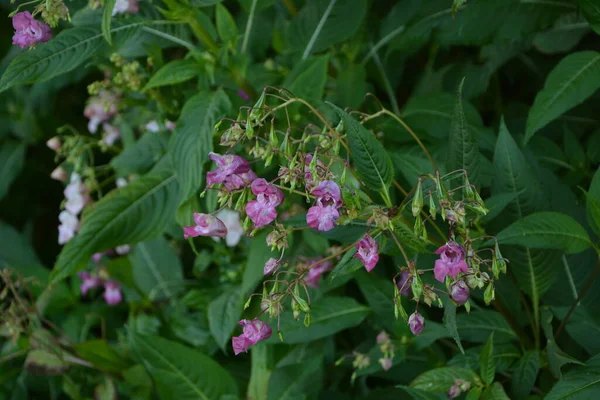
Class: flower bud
408,311,425,335
46,137,61,151
263,258,280,275
412,179,423,217
429,193,437,219
484,282,495,305
50,166,67,182
450,280,470,305
379,357,392,371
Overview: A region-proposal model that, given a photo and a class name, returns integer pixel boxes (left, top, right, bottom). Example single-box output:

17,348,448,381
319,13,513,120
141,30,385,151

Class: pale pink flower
214,209,244,247
112,0,139,15
103,281,122,306
78,272,103,296
264,258,280,275
101,123,120,146
46,137,61,151
51,166,67,182
306,205,339,232
232,319,272,355
206,152,253,189
183,212,227,239
84,91,118,133
305,258,334,288
434,241,468,282
12,11,51,49
354,234,379,272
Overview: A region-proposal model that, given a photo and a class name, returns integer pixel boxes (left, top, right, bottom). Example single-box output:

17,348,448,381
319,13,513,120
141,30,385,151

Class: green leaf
110,131,168,176
481,382,510,400
396,386,447,400
525,51,600,142
73,340,132,374
207,286,243,352
480,333,495,385
131,334,237,400
443,296,464,354
411,367,481,393
533,13,591,55
586,167,600,236
329,104,394,205
0,221,41,268
24,349,68,376
448,78,480,185
169,89,231,204
545,367,600,400
144,60,200,91
267,356,323,400
287,0,367,59
241,232,277,296
267,296,370,344
511,350,540,399
0,20,145,92
581,0,600,35
329,247,360,281
481,192,518,223
215,3,238,43
541,309,585,379
102,0,117,45
0,140,26,201
503,245,561,300
130,236,184,300
456,311,517,343
50,161,180,284
282,55,330,102
356,270,405,335
496,212,592,254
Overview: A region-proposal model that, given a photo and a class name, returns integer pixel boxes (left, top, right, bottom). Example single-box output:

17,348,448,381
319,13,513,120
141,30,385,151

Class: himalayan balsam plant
1,0,600,399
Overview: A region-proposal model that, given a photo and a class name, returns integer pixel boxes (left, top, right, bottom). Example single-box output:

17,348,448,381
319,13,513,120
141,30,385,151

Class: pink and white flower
183,212,228,239
232,319,272,355
112,0,139,16
305,258,334,288
264,258,280,275
434,241,469,282
103,281,123,306
78,272,103,296
246,179,284,228
354,234,379,272
51,166,67,182
84,91,119,134
306,180,343,232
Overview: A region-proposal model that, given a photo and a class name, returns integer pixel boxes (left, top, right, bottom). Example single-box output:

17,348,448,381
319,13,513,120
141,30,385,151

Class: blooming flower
450,280,470,305
78,272,103,296
232,319,272,355
101,123,120,146
376,331,390,345
84,91,119,134
64,173,89,215
206,152,256,191
264,258,280,275
103,281,123,306
408,311,425,335
145,120,160,132
58,211,78,244
112,0,139,16
115,245,131,255
183,212,227,239
379,357,392,371
305,258,334,288
246,179,284,228
51,166,67,182
12,11,51,49
306,180,343,232
434,241,469,282
214,209,245,247
396,271,413,297
354,234,379,272
46,137,61,151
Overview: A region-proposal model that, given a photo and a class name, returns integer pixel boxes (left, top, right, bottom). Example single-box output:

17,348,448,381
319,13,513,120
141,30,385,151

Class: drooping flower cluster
58,173,90,244
84,90,119,134
306,180,343,231
376,331,396,372
232,319,272,355
78,272,123,306
11,11,52,49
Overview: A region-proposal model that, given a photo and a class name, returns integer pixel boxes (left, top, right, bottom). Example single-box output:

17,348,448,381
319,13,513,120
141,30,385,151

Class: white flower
214,209,244,247
116,177,128,188
115,245,131,255
59,210,79,231
58,224,75,244
101,123,120,146
145,120,160,132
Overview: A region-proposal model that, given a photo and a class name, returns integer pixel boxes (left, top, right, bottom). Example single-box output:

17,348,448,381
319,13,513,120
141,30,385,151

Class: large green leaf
504,245,561,300
131,334,237,400
0,20,145,92
50,161,180,283
356,270,406,335
533,13,591,55
496,212,592,254
287,0,367,59
144,59,201,91
102,0,117,45
329,104,394,204
0,140,26,201
481,382,510,400
207,286,243,352
525,51,600,142
456,311,517,343
411,367,481,393
545,367,600,400
282,55,330,102
448,79,480,185
511,350,540,399
169,89,231,204
586,167,600,236
110,131,169,176
267,296,370,344
267,356,323,400
480,333,495,385
443,296,464,354
0,221,41,267
215,3,238,43
130,236,184,300
581,0,600,35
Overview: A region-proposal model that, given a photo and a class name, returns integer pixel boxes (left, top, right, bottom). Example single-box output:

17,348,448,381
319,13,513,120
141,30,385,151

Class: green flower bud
412,179,424,217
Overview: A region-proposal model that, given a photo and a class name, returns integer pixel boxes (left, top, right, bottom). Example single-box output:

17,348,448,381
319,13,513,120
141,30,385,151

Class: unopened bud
484,282,495,305
450,280,470,305
408,311,425,335
46,137,61,151
412,179,423,217
264,258,280,275
50,166,67,182
379,357,392,371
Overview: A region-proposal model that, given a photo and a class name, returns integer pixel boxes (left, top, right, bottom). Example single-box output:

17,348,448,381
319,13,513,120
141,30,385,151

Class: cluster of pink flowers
58,173,90,244
78,272,122,306
12,11,51,49
232,319,272,355
306,180,343,231
84,91,120,146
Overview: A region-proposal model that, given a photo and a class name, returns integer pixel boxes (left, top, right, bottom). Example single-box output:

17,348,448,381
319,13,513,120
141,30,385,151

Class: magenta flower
223,170,258,191
12,11,51,49
396,271,413,297
303,154,325,190
408,311,425,335
434,241,469,282
354,234,379,272
78,272,103,296
311,180,343,208
183,212,228,239
206,153,251,188
246,179,284,228
450,280,470,305
232,319,272,355
103,281,122,306
305,258,334,288
306,205,339,231
264,258,280,275
237,89,250,102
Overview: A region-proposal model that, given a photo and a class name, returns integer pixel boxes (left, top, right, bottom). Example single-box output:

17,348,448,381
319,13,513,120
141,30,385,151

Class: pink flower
51,166,67,182
311,180,342,208
92,252,104,263
84,91,119,133
305,258,334,288
396,271,413,297
434,242,469,282
408,311,425,335
46,137,61,151
183,212,228,239
223,170,258,191
214,209,244,247
379,357,392,371
306,205,339,231
101,123,120,146
237,89,250,102
206,153,250,185
78,272,103,296
12,11,51,49
354,234,379,272
264,258,280,275
246,179,284,228
103,281,122,306
450,280,470,305
232,319,272,355
165,120,176,131
112,0,139,15
376,331,390,344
